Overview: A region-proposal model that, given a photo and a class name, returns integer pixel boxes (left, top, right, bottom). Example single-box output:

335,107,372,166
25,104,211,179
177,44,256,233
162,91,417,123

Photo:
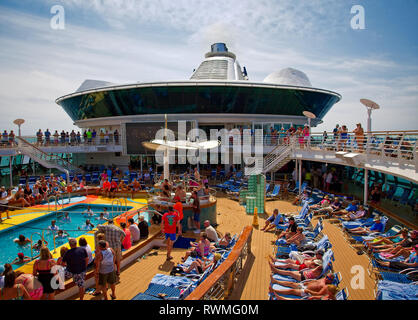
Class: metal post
140,155,143,174
298,159,302,196
367,108,372,153
9,156,13,188
364,168,368,205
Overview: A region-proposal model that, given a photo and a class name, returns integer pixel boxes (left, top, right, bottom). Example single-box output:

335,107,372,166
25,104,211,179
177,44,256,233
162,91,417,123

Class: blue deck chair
272,249,334,284
376,280,418,300
303,218,323,240
378,269,418,284
296,211,314,228
265,183,271,193
398,188,412,205
336,288,349,300
270,272,342,300
266,185,280,200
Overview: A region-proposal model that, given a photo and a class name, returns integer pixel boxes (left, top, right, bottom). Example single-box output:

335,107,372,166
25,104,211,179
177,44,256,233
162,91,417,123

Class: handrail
15,136,83,173
186,226,253,300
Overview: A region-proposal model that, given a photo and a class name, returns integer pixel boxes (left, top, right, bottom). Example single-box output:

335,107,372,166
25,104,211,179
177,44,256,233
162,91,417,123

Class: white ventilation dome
76,80,115,92
263,68,312,87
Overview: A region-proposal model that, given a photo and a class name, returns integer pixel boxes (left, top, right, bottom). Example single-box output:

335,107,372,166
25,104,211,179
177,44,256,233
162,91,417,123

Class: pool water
0,204,132,269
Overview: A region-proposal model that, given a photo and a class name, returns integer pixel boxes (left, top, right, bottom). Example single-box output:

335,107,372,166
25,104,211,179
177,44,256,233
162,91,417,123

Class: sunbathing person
181,253,221,274
309,195,330,211
269,249,324,268
292,190,309,205
365,228,410,251
270,261,323,282
270,284,338,300
181,232,212,262
314,197,342,216
270,273,335,297
348,216,385,235
372,231,418,258
216,232,232,249
340,205,366,221
261,209,280,232
277,217,297,240
278,227,306,246
269,255,322,274
375,245,418,271
331,200,358,217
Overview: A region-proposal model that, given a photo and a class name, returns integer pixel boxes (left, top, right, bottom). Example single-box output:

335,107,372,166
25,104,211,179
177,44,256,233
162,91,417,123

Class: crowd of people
0,128,122,148
0,206,151,300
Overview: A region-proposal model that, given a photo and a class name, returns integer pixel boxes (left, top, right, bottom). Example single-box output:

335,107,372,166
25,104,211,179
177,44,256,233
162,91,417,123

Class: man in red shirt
173,197,184,236
161,206,179,261
109,180,118,198
102,180,111,197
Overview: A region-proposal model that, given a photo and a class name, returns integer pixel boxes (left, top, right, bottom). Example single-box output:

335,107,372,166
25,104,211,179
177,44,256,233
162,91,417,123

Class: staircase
16,137,83,174
262,145,292,173
245,145,293,176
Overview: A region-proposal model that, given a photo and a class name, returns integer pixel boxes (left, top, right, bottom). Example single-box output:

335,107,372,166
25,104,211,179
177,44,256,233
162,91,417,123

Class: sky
0,0,417,135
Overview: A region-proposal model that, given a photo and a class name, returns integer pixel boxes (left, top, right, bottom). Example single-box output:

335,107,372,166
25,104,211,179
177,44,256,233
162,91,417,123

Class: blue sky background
0,0,417,134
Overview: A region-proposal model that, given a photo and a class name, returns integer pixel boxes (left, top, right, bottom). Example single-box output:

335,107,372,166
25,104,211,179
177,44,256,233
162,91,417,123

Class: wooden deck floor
72,195,376,300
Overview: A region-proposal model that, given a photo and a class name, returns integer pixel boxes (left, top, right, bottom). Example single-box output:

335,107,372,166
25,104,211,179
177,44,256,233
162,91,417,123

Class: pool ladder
110,198,127,219
47,195,65,221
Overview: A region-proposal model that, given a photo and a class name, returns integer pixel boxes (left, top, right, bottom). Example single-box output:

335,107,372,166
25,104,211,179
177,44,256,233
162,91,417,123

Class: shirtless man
269,273,335,298
174,185,187,202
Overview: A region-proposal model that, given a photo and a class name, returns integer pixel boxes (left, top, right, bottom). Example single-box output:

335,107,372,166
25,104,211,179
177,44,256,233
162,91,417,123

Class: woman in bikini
181,232,212,262
0,271,31,300
33,247,57,300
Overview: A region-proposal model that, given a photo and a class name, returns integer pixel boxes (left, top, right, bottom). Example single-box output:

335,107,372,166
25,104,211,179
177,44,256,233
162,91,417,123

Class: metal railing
0,134,122,149
15,137,83,173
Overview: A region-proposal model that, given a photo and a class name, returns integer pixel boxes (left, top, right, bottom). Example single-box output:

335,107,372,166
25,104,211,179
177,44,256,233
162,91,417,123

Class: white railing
0,134,122,149
290,131,417,165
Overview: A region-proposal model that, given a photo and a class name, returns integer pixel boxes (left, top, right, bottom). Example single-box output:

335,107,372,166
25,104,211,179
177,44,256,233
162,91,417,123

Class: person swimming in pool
61,212,71,223
11,253,31,265
102,207,109,219
48,220,59,233
31,239,49,251
83,205,94,217
96,213,107,222
14,235,31,246
54,230,70,244
78,219,95,231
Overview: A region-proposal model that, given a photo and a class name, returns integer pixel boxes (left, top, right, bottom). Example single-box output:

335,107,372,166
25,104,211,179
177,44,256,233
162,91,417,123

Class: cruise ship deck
57,195,379,300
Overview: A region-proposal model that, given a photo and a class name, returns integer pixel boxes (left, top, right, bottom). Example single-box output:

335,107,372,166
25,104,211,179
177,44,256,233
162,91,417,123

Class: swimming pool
0,203,133,269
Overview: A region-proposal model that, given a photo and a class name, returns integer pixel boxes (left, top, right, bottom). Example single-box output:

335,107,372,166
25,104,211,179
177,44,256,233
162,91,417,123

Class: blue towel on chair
173,236,195,249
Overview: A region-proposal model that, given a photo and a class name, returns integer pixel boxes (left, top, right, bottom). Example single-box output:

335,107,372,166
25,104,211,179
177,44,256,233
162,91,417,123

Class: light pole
13,118,25,137
360,99,380,205
302,111,316,149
